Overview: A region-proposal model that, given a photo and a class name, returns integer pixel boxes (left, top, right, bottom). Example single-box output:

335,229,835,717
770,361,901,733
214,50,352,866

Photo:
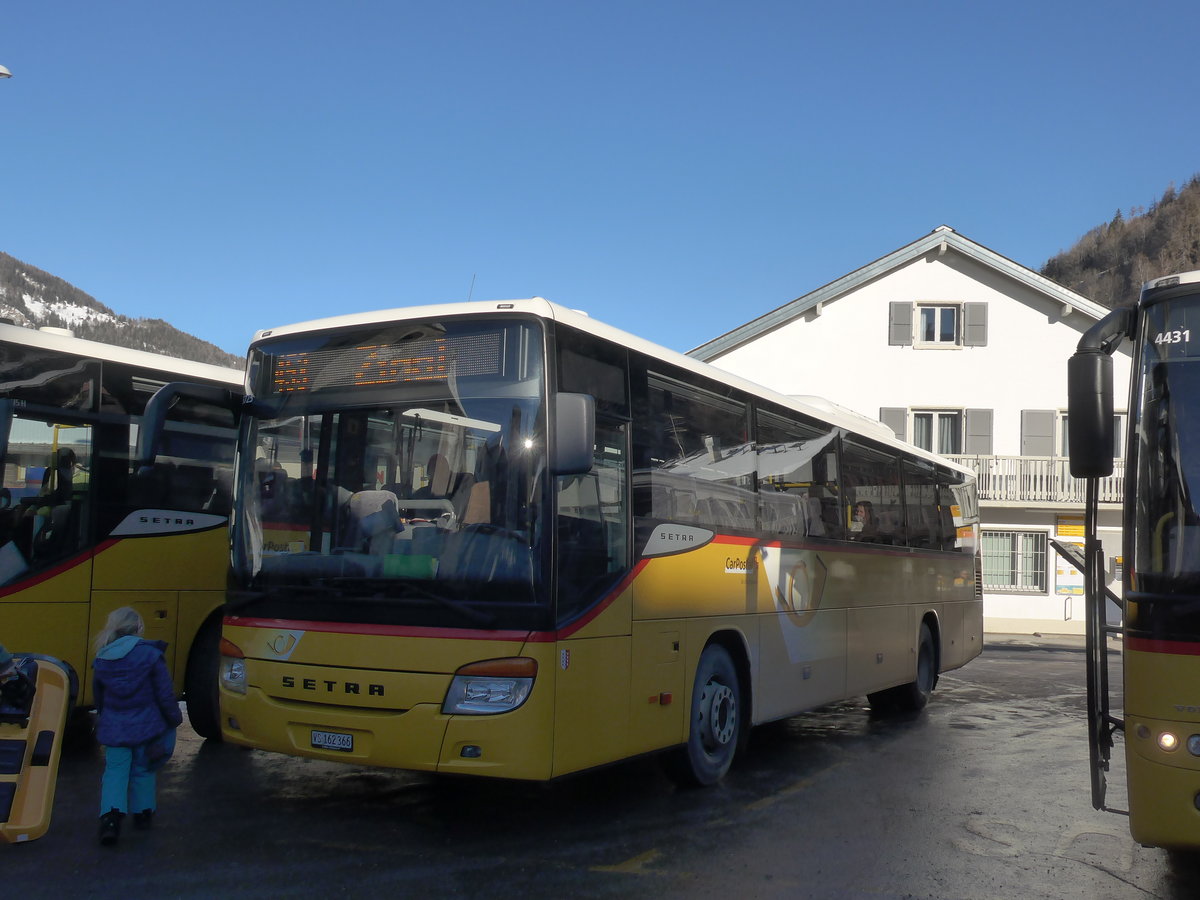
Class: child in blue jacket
92,606,183,846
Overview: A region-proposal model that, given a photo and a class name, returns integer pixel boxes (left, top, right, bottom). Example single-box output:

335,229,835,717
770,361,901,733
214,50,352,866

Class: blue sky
2,1,1198,357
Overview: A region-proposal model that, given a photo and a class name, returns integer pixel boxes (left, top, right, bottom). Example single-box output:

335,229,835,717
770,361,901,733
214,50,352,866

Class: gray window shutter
888,302,912,346
963,303,988,346
1021,409,1055,456
964,409,993,454
879,408,907,441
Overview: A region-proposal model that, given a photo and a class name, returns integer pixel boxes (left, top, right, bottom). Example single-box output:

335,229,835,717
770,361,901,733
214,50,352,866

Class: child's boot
99,808,122,846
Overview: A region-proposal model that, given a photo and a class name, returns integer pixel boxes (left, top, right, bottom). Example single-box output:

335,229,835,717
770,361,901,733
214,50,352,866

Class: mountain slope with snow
0,251,241,368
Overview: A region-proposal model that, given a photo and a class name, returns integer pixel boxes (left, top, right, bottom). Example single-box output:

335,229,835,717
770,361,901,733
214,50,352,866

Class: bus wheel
869,622,936,713
667,644,741,787
184,616,224,741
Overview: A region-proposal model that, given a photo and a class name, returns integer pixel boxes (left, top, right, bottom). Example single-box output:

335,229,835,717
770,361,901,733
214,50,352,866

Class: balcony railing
944,455,1125,505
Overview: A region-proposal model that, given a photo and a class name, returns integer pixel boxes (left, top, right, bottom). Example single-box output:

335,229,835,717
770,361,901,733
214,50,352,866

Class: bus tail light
219,637,247,695
442,657,537,715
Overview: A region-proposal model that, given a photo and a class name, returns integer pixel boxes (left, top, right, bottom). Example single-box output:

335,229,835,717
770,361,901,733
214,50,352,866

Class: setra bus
0,322,242,737
1069,270,1200,850
144,298,982,784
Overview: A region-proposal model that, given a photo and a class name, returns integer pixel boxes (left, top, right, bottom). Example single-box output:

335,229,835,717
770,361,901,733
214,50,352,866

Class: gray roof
689,226,1110,361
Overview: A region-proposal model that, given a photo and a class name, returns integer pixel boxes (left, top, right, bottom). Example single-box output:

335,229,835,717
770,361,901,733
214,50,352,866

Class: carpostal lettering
724,556,753,578
282,675,385,696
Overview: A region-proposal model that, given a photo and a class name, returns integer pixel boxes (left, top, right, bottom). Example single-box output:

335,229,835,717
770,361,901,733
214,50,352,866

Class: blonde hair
94,606,144,652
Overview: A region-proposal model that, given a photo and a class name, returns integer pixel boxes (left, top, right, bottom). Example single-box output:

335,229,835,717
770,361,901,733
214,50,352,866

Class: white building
690,225,1131,635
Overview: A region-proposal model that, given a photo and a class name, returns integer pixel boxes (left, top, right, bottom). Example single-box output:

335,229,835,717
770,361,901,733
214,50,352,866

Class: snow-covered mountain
0,251,241,368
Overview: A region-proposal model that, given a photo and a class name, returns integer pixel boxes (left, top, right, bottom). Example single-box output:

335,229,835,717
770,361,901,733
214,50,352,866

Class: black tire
184,615,224,741
666,644,741,787
63,707,96,750
869,622,937,713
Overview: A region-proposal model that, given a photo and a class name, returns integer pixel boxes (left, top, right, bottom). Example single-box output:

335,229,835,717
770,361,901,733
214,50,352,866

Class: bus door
553,418,637,774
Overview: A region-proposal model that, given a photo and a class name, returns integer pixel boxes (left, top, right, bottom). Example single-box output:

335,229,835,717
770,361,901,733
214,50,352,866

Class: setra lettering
138,515,197,527
281,674,384,696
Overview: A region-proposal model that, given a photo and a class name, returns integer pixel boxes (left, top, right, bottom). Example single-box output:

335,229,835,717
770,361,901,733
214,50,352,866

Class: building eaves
689,226,1110,362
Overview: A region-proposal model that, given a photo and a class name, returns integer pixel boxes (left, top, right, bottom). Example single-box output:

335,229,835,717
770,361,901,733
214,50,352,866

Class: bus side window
902,460,938,549
756,410,841,540
645,375,752,531
151,405,237,516
842,439,903,546
22,430,93,566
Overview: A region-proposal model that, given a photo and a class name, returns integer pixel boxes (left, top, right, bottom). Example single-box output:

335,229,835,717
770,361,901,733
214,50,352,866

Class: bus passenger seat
343,490,402,554
32,502,77,562
806,497,825,536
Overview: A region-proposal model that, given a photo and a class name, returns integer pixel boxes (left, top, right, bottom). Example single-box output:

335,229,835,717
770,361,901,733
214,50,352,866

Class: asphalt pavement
6,631,1199,900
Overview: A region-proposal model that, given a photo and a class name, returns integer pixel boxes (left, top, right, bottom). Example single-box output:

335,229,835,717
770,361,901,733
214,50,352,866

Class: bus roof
1143,270,1200,294
251,298,974,477
0,322,243,388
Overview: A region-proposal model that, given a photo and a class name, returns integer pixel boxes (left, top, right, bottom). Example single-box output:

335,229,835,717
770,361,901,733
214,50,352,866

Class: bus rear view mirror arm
134,381,245,470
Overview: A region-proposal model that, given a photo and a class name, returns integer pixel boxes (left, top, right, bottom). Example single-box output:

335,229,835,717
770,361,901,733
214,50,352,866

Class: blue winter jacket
92,636,183,747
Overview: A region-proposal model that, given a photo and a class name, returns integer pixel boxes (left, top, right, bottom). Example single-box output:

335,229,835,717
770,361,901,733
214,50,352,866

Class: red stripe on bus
1126,636,1200,656
0,539,120,598
531,558,650,641
718,533,958,560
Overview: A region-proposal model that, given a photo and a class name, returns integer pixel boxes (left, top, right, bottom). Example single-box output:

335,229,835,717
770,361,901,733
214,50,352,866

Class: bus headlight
220,638,247,695
442,657,536,715
1188,735,1200,757
1158,731,1180,752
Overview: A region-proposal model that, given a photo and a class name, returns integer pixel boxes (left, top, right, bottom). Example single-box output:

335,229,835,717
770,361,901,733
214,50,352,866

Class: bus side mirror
553,392,595,476
1067,350,1114,478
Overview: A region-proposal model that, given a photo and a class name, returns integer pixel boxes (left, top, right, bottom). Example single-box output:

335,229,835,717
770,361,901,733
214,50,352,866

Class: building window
912,410,963,454
917,304,960,345
982,530,1048,593
1058,412,1125,458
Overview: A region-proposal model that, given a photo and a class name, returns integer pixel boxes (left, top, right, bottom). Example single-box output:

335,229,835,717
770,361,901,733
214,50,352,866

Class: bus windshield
1132,296,1200,595
230,317,551,630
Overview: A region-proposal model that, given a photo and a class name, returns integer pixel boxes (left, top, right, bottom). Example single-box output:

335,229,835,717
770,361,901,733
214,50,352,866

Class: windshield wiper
225,584,338,612
227,580,497,627
329,578,497,626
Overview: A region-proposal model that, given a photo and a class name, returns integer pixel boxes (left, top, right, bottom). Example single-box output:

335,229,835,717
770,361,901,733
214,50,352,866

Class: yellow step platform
1,656,71,843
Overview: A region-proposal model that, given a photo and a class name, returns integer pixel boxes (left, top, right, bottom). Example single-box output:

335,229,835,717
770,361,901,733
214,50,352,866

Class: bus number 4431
1154,329,1191,344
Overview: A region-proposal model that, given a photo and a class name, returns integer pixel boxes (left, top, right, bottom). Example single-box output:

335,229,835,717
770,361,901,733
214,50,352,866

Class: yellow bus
1069,270,1200,850
0,323,242,737
144,299,981,783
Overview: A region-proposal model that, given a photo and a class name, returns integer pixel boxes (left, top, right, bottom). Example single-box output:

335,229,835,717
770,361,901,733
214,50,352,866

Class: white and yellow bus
144,299,981,783
1069,270,1200,850
0,323,242,737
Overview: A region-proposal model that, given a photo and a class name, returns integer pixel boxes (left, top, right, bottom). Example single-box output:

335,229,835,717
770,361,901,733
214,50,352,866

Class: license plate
311,730,353,752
